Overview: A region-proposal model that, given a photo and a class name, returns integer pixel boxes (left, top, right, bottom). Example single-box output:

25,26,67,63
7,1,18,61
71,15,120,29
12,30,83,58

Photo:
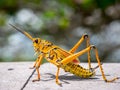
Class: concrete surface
0,62,120,90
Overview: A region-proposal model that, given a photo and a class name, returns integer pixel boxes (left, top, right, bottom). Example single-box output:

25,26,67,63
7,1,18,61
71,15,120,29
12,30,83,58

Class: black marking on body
46,47,60,61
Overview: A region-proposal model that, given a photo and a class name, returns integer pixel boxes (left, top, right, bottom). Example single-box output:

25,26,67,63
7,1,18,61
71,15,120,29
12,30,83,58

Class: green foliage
58,17,69,29
58,0,75,7
96,0,116,9
0,0,17,7
43,10,56,19
0,13,7,26
80,0,95,9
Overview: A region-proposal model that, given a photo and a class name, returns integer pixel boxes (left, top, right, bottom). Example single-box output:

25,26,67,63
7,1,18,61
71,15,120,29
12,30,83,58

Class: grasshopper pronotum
10,24,119,84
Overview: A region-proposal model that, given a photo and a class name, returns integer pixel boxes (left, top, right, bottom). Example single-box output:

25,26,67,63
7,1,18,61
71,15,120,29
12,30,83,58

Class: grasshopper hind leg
60,45,119,82
69,34,92,69
92,46,119,82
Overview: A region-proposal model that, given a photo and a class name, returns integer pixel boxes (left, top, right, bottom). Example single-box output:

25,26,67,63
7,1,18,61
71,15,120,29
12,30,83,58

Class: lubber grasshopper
10,24,119,84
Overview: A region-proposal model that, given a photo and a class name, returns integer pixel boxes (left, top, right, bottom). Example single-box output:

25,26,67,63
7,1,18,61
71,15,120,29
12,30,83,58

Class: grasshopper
10,24,119,84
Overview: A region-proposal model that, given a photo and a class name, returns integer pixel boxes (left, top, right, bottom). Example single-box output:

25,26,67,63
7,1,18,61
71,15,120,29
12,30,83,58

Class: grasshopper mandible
10,24,119,84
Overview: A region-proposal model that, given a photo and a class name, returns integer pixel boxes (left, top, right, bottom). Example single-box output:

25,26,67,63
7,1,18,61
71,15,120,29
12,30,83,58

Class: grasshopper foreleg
32,54,44,82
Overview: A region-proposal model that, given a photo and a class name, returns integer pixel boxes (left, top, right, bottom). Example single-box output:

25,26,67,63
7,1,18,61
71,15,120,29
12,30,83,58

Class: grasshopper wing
57,47,80,65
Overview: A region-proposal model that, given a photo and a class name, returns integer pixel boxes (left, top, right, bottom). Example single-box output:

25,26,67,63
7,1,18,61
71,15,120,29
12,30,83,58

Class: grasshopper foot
56,81,62,86
29,66,35,69
32,78,40,82
105,77,119,83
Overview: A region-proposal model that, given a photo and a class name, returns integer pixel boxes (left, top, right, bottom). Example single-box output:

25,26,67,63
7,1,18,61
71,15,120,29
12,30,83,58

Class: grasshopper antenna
9,23,33,41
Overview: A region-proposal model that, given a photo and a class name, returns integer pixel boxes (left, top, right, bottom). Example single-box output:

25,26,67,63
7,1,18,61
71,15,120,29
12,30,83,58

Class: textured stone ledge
0,62,120,90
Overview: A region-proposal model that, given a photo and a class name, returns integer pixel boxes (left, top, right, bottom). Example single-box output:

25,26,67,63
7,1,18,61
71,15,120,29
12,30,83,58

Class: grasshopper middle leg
29,58,39,69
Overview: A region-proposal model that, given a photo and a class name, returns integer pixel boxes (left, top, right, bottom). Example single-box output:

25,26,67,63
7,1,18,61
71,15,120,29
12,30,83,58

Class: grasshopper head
33,38,41,52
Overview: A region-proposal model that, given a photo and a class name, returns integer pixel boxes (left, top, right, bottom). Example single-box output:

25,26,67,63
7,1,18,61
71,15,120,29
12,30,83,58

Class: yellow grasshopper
10,24,119,84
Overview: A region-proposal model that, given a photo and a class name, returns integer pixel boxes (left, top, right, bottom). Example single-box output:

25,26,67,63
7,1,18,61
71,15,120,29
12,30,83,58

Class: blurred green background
0,0,120,62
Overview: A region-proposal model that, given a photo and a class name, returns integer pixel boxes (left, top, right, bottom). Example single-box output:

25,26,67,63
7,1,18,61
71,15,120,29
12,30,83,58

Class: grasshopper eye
35,39,38,43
